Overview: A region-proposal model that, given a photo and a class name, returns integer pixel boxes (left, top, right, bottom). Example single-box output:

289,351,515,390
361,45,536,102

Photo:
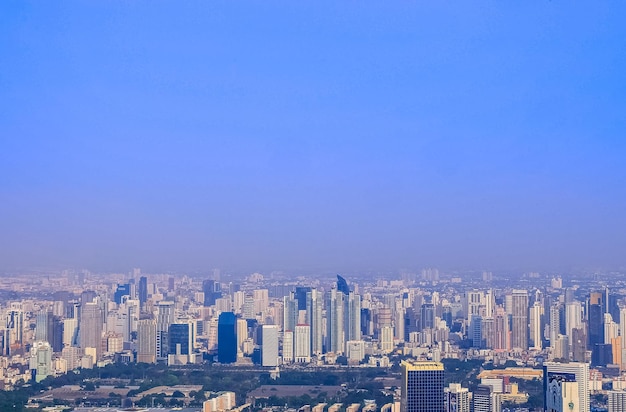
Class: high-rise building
282,330,294,363
203,279,221,307
29,341,52,382
472,384,493,412
114,283,131,304
420,303,435,331
327,288,345,354
217,312,237,363
169,321,194,356
138,276,148,306
530,302,543,350
79,302,103,361
401,360,445,412
444,383,470,412
294,324,311,363
608,390,626,412
511,290,529,350
306,289,323,355
137,318,157,363
543,362,589,412
346,292,362,343
4,306,24,356
261,325,278,367
156,301,175,360
566,302,583,346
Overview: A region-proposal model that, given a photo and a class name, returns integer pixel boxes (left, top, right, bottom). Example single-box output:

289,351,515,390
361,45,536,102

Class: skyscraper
261,325,278,367
79,302,103,361
401,360,445,412
217,312,237,363
543,362,589,412
327,287,345,354
156,301,175,360
511,290,529,350
306,289,323,355
138,276,148,306
137,318,157,363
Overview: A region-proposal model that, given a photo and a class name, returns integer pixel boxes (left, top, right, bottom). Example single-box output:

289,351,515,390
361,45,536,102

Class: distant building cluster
2,267,626,410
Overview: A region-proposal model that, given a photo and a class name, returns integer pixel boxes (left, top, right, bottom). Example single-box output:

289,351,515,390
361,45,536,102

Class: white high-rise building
444,383,470,412
306,289,323,355
511,290,529,350
606,313,619,344
380,325,394,353
295,324,311,363
566,302,583,346
608,390,626,412
261,325,278,367
543,362,589,412
63,318,78,347
30,341,52,382
530,302,543,350
282,330,293,363
136,318,157,364
327,288,345,354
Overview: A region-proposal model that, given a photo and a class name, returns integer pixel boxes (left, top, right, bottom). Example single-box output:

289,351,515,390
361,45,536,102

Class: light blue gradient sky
1,2,625,273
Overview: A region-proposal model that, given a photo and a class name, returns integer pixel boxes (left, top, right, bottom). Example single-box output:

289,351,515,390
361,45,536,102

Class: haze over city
2,2,625,274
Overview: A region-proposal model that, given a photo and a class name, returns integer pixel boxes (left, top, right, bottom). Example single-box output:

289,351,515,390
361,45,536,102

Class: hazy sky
1,2,625,273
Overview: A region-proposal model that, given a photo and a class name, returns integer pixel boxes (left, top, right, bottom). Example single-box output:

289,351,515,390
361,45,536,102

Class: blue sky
1,2,625,273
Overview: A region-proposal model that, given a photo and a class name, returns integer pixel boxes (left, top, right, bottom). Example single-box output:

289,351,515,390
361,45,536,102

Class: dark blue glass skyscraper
218,312,237,363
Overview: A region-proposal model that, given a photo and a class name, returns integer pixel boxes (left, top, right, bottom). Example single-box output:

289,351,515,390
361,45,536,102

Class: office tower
138,276,148,306
4,306,24,356
217,312,237,363
51,316,64,352
283,292,298,333
395,306,406,342
588,292,604,347
137,318,157,363
336,274,350,295
294,324,311,363
571,328,587,362
261,325,278,367
283,330,294,363
608,390,626,412
470,316,483,348
242,295,255,319
29,341,53,383
35,311,53,344
530,302,543,350
203,279,221,307
306,289,323,355
511,290,529,350
494,306,510,351
169,321,194,356
156,301,175,360
566,302,583,346
401,360,444,412
444,383,470,412
420,303,435,331
327,287,345,354
380,325,393,353
605,313,619,344
485,289,495,318
295,286,312,310
236,318,248,354
465,290,484,319
592,343,613,366
79,302,103,361
63,318,78,347
253,289,269,316
125,299,140,342
543,362,589,412
346,292,361,342
550,303,562,348
114,283,131,304
473,384,493,412
481,317,495,349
